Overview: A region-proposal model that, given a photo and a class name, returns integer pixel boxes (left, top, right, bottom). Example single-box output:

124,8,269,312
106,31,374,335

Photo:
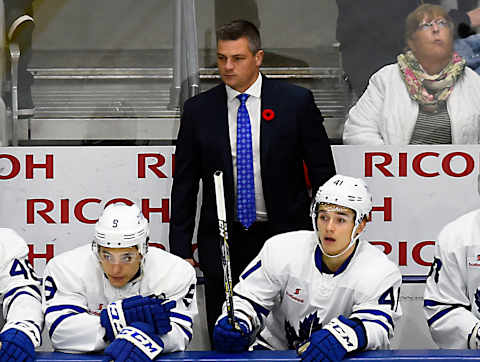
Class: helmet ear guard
311,175,372,257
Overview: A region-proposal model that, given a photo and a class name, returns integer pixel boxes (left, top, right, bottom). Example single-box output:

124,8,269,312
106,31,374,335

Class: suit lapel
260,75,276,170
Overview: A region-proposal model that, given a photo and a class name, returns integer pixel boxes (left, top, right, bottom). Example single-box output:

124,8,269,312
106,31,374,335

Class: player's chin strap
317,225,361,259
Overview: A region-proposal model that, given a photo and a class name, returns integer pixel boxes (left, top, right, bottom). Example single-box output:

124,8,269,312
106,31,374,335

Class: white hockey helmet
93,203,149,256
311,175,372,256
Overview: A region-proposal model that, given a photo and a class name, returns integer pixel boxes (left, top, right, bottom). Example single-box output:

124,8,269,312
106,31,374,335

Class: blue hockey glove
0,328,35,362
213,315,253,353
298,316,366,362
102,322,164,362
100,295,176,342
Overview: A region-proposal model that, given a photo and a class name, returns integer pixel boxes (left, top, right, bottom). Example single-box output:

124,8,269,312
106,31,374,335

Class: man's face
217,37,264,93
316,205,357,256
98,246,142,288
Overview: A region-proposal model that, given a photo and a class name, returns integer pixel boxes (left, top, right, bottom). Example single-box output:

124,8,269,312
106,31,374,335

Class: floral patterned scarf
397,50,465,112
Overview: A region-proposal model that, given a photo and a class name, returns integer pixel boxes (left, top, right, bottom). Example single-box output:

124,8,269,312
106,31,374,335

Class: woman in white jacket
343,4,480,145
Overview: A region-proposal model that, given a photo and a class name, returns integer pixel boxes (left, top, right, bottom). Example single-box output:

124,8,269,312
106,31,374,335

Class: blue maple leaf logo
285,312,322,349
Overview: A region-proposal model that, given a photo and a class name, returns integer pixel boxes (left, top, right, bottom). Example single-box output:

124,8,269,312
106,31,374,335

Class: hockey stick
213,170,238,329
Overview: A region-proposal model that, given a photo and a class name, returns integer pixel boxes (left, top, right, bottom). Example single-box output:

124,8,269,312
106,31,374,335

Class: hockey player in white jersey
42,203,197,361
424,209,480,349
213,174,402,361
0,228,43,362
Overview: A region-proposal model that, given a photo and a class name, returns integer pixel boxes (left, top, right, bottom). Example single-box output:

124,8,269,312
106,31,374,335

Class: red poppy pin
262,109,275,122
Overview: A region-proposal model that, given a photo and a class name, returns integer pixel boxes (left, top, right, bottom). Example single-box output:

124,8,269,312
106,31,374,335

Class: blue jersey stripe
49,312,79,337
178,324,193,340
45,304,87,315
351,309,394,329
241,260,261,280
423,299,470,311
361,319,390,334
4,286,22,299
170,312,193,324
427,305,458,327
6,291,39,315
234,292,269,317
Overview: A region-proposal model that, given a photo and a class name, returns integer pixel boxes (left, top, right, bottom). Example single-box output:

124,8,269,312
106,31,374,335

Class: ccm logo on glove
116,326,163,360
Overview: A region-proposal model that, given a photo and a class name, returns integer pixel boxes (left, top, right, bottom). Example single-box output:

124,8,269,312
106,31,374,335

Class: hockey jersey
0,228,43,348
227,230,402,351
43,244,197,353
424,209,480,348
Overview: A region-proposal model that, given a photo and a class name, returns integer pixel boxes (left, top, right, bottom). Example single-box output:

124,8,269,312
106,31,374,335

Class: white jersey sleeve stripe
240,260,262,280
427,306,462,327
351,309,394,329
361,319,389,334
177,324,192,340
5,290,41,315
5,285,41,299
49,312,83,338
45,304,88,315
234,292,269,317
46,304,89,337
170,312,192,324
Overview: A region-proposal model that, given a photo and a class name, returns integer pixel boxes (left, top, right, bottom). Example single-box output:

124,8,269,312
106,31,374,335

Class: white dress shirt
226,73,267,221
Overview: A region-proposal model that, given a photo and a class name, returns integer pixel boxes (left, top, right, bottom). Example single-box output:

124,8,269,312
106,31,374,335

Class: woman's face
408,15,453,67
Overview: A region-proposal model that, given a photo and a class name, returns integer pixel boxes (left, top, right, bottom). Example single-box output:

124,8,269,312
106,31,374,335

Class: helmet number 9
112,219,119,228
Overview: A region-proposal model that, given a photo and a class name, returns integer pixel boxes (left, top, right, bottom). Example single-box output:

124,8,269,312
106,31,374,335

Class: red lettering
27,199,55,224
0,154,20,179
26,154,54,179
399,152,407,177
105,198,133,208
138,154,167,179
412,152,439,177
60,199,69,224
74,198,101,224
28,244,54,267
371,197,392,221
369,241,392,255
398,241,407,266
412,240,435,266
442,152,474,177
172,154,176,177
142,199,170,223
364,152,393,177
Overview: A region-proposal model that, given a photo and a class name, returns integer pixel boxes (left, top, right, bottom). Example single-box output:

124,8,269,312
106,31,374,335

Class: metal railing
170,0,200,110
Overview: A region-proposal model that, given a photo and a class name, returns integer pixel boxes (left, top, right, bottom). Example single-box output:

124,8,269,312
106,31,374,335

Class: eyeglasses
99,251,141,264
418,19,450,31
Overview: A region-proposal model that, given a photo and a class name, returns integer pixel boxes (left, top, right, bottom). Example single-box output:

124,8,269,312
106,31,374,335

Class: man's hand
185,258,196,267
213,316,253,353
102,322,164,362
100,295,176,341
297,316,366,362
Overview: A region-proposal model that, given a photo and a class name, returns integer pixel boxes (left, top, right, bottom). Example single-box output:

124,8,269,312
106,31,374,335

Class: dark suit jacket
169,75,335,276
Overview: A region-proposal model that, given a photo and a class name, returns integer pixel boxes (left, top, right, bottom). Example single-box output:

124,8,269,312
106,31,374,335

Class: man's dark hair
216,19,261,54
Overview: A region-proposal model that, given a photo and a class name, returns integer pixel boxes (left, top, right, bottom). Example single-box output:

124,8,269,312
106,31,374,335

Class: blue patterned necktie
236,93,256,229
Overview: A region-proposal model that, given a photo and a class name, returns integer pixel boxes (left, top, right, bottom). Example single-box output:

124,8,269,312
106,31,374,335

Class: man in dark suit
169,19,335,340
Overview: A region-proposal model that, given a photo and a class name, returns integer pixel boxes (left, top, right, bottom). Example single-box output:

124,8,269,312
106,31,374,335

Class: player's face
316,205,357,256
98,246,142,288
217,37,263,93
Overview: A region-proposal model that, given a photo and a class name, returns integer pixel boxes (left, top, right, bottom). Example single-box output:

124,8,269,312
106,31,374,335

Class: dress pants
204,221,272,342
